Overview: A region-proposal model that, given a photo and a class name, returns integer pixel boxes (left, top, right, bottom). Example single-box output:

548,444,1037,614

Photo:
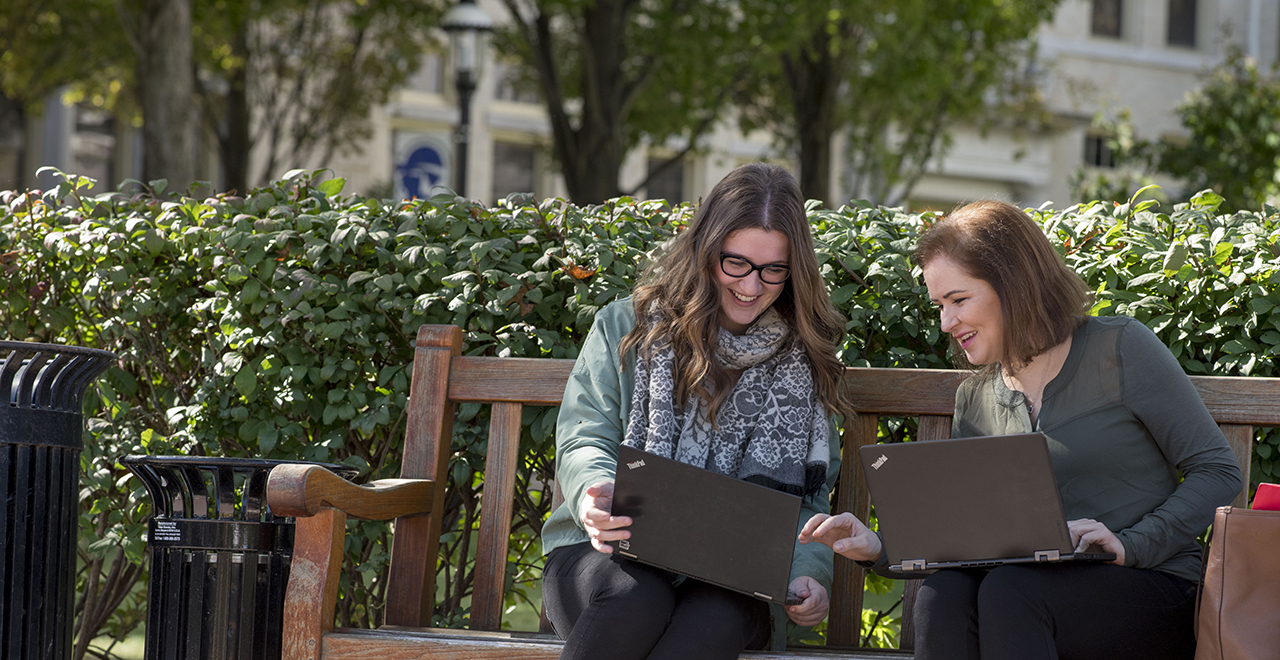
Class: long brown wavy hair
915,200,1091,373
619,163,852,422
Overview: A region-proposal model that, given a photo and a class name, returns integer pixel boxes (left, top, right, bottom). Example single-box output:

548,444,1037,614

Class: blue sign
395,142,449,199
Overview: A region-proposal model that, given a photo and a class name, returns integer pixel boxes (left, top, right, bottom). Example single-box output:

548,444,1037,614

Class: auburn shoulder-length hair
914,200,1090,372
619,162,852,421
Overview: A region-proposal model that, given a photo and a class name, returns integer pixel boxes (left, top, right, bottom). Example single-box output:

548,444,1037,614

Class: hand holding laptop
1066,518,1126,565
785,577,828,626
799,512,883,562
579,480,632,553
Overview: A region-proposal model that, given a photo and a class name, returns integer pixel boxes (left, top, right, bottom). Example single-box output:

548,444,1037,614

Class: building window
1091,0,1122,38
492,142,536,202
494,62,540,104
646,156,684,203
406,54,444,94
1084,135,1116,169
1167,0,1197,48
72,107,115,194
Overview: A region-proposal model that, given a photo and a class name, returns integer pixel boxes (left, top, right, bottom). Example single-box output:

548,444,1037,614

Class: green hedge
2,171,1277,651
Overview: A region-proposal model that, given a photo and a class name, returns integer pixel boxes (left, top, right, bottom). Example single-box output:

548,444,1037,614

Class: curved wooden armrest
267,464,433,520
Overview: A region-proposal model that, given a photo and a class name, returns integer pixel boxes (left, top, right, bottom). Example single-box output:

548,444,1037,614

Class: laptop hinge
753,592,773,602
618,551,638,559
1034,550,1061,562
895,559,928,572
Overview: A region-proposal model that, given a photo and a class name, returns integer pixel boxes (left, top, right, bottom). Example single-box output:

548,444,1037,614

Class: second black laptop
606,444,802,604
859,433,1115,573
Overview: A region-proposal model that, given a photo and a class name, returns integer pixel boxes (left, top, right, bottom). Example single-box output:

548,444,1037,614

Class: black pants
914,563,1198,660
542,542,772,660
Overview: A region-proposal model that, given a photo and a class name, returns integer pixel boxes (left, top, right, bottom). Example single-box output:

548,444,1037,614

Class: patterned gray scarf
622,308,829,497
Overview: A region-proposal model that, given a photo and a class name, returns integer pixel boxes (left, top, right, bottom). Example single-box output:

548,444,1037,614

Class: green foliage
195,0,445,189
1156,49,1280,213
1069,110,1166,206
1,0,442,194
811,202,948,369
498,0,1059,205
1070,51,1280,213
736,0,1060,204
4,172,1279,649
495,0,742,202
0,169,687,640
1045,191,1280,484
0,0,128,109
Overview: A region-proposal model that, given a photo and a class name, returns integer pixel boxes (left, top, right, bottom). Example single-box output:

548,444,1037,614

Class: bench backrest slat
1219,424,1254,508
829,413,881,647
448,356,574,405
400,326,1273,647
387,325,462,627
471,401,526,630
1191,377,1280,425
840,368,965,416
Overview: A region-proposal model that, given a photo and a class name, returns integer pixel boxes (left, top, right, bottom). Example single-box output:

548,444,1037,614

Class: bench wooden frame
265,324,1273,659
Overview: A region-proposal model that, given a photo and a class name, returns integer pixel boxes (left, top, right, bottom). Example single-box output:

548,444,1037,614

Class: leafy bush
1050,191,1280,483
2,172,1277,653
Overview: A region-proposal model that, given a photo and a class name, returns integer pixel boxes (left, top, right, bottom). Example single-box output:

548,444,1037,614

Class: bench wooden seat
311,627,914,659
265,324,1272,660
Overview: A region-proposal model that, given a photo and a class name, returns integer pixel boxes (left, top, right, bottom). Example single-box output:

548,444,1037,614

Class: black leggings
914,563,1198,660
542,542,772,660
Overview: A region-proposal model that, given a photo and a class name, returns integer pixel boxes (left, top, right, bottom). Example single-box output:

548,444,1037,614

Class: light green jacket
542,299,841,649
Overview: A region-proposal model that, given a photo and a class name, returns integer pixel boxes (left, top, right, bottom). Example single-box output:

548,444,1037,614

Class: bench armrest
266,464,432,520
268,464,433,660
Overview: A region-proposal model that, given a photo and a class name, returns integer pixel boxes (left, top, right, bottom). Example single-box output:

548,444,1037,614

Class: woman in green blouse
802,200,1242,660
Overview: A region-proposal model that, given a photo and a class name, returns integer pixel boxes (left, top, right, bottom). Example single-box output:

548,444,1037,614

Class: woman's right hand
798,512,882,562
580,480,632,553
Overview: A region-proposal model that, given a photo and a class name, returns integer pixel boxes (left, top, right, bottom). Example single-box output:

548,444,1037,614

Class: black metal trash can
0,341,115,660
122,456,359,660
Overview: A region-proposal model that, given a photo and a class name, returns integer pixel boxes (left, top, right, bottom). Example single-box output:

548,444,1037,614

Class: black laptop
606,444,802,604
858,433,1115,573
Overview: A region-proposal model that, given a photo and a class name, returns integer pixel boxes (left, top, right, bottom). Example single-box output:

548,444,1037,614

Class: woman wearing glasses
540,163,851,659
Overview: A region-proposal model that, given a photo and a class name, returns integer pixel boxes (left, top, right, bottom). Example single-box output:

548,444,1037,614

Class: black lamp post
442,0,493,198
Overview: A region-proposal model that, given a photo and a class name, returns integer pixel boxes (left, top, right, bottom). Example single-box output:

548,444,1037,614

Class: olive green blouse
952,315,1244,582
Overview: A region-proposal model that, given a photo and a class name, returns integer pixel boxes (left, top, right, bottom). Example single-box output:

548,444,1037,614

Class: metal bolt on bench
0,340,115,660
123,456,358,660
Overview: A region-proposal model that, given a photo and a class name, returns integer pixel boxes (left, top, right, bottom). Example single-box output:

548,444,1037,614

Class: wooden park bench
265,324,1271,660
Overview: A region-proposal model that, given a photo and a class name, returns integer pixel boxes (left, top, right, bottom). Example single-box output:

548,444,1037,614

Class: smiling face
715,228,789,335
923,255,1006,366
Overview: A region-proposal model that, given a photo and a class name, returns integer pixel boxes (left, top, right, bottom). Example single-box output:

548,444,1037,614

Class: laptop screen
607,445,802,603
859,433,1110,571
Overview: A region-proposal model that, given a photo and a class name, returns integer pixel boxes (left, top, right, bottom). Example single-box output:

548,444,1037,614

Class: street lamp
442,0,493,198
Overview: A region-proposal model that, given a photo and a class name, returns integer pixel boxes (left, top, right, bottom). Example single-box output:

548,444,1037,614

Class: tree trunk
138,0,196,190
0,96,25,190
222,26,251,194
783,26,843,206
513,0,632,204
797,105,832,204
565,0,626,203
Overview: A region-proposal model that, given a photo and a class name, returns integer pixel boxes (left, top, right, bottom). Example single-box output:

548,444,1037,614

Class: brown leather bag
1194,506,1280,660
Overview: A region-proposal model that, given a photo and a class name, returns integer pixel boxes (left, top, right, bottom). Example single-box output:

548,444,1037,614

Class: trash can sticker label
152,520,181,543
148,518,289,552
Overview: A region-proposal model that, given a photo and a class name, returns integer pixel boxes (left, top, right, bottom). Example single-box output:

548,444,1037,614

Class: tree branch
113,0,144,59
886,92,953,207
620,70,743,196
512,0,582,195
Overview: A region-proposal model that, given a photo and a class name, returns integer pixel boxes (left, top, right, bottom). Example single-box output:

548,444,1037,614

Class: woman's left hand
1067,518,1125,566
784,576,829,626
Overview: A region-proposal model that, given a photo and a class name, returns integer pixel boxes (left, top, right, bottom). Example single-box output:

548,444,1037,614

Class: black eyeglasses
719,253,791,285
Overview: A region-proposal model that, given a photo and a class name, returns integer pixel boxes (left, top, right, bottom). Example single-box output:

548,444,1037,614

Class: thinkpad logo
627,459,646,469
871,454,888,470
